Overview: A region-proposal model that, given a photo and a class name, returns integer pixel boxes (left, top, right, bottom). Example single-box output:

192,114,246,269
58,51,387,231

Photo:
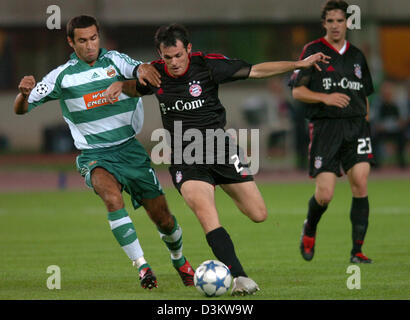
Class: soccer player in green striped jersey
13,15,195,290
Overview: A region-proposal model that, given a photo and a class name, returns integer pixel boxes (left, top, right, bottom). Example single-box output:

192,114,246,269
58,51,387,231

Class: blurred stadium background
1,0,410,302
0,0,409,190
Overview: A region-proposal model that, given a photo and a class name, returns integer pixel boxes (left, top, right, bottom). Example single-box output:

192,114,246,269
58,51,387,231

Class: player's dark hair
154,23,190,50
66,15,100,41
321,0,349,20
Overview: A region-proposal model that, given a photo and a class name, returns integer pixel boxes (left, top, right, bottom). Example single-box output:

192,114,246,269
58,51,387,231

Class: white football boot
231,276,260,296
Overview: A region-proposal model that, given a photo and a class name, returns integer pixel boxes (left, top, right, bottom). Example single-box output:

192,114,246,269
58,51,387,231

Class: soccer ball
36,82,49,95
194,260,232,297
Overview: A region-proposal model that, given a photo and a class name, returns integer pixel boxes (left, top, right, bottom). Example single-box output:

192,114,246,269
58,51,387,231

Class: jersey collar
320,37,350,55
69,48,107,65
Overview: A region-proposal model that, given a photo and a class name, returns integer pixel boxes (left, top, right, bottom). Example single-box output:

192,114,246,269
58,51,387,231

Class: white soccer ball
36,82,49,95
194,260,232,297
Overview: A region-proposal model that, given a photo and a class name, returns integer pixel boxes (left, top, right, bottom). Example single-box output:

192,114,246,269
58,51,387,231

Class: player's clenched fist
105,81,123,104
18,76,36,97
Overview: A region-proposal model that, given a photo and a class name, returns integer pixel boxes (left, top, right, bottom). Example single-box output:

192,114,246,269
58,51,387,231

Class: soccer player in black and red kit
290,0,375,263
107,24,329,295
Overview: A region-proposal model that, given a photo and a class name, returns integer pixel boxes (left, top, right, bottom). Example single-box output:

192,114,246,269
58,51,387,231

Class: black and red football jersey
289,37,374,120
136,52,252,139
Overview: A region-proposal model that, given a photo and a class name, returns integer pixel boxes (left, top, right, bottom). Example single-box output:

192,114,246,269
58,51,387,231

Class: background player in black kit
106,23,329,295
290,0,375,264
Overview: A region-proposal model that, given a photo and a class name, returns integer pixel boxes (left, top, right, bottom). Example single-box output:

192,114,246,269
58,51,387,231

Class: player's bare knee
154,210,174,232
316,192,333,206
316,185,334,204
352,185,368,198
145,198,174,231
351,179,368,197
152,214,173,231
318,195,332,206
102,192,124,212
250,206,268,223
187,196,210,215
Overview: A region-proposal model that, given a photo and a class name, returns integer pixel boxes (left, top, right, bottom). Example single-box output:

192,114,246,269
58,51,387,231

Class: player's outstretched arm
249,52,330,79
14,75,36,115
292,85,350,108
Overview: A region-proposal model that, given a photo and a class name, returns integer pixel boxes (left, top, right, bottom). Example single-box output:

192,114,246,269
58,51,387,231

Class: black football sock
206,227,247,278
350,196,369,255
305,195,328,237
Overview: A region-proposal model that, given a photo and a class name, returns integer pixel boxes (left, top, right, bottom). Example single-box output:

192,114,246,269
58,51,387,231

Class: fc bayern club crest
189,81,202,97
354,64,362,79
314,156,322,169
175,171,183,183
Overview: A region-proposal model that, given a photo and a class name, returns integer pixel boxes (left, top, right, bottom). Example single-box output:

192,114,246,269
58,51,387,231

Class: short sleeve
289,43,316,88
27,68,62,112
106,51,142,79
205,54,252,84
135,81,154,96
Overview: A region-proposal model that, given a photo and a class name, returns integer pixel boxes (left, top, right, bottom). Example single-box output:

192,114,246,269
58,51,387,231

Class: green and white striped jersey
28,48,144,150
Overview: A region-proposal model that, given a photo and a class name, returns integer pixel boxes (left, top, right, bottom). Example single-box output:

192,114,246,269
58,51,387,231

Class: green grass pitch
0,178,409,300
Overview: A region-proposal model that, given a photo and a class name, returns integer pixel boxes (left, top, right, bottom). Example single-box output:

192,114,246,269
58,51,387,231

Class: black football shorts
169,162,254,193
308,117,375,178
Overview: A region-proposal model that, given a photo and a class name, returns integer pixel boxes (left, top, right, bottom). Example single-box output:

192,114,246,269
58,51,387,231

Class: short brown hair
321,0,349,21
154,24,190,50
66,15,99,41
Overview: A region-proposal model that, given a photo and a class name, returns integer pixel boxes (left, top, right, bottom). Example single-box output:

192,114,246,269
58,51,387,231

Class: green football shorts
76,138,164,209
